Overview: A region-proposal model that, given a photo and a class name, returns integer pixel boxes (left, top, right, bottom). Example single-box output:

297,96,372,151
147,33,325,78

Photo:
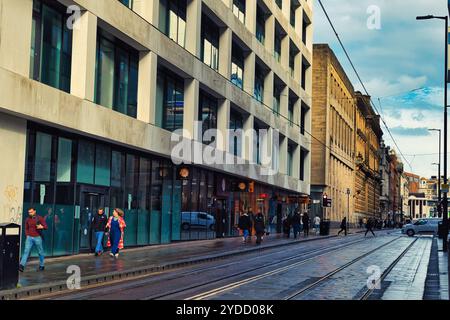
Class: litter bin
438,221,444,239
320,220,330,236
0,223,21,290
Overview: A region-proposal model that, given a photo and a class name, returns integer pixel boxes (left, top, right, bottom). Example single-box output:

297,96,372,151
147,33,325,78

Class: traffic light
322,194,332,207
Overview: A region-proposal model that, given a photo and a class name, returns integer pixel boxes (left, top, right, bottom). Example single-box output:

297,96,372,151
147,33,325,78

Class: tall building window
254,123,261,165
30,0,72,93
118,0,133,9
160,0,187,47
288,99,295,127
273,85,281,116
156,67,185,132
290,2,297,27
301,102,309,135
300,148,308,181
254,65,264,103
201,15,219,71
302,11,311,46
301,57,310,90
256,6,266,45
229,110,244,157
275,0,282,10
274,34,282,63
199,91,218,144
288,144,294,176
232,0,246,24
231,44,244,89
95,32,139,118
289,41,299,78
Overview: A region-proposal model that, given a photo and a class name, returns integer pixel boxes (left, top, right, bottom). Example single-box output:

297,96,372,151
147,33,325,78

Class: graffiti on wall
3,185,22,224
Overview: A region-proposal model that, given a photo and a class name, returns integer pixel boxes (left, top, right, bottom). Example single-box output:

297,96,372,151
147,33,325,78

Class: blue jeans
110,231,121,255
95,231,105,253
20,236,45,267
293,224,301,238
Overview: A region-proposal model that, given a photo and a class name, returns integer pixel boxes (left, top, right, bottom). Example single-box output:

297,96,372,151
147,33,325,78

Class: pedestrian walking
282,214,291,238
302,212,310,237
337,217,347,236
292,211,302,239
314,216,321,235
19,207,48,272
106,208,126,258
365,218,376,237
91,208,108,256
238,211,252,243
254,211,266,245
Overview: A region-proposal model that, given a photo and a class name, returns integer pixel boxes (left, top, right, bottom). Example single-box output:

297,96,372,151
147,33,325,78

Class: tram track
183,236,402,301
43,234,368,300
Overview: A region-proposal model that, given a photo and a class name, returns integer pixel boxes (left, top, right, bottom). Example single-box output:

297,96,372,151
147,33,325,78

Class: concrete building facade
0,0,313,256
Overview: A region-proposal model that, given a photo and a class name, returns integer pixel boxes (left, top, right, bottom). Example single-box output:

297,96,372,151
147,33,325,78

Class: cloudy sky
313,0,448,178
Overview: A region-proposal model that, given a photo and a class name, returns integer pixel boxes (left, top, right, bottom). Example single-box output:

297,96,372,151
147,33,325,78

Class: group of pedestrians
281,211,321,239
19,207,127,272
237,209,267,245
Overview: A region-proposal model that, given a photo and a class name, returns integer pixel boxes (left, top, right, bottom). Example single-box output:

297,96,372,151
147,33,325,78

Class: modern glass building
0,0,313,257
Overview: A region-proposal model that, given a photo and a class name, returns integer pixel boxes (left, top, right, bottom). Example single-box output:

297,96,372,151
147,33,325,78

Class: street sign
442,183,449,193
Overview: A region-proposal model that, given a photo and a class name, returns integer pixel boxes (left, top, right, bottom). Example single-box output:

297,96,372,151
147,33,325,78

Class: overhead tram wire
317,0,413,172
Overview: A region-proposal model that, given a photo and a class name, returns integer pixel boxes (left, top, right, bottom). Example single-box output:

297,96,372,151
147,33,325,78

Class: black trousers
365,228,375,236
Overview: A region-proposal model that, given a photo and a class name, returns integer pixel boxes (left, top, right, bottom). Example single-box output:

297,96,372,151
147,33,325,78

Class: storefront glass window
137,158,151,245
124,154,138,246
35,132,52,182
95,145,111,186
150,160,162,244
57,138,72,182
77,140,95,184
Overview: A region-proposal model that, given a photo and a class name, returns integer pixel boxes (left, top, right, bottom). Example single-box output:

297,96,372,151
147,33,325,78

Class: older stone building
0,0,313,256
311,44,356,227
353,92,383,222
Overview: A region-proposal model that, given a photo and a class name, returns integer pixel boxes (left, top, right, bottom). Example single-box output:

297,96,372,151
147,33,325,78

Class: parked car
402,218,442,237
181,212,216,231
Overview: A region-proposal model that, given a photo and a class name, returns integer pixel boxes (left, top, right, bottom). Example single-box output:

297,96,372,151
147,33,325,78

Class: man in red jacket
19,207,48,272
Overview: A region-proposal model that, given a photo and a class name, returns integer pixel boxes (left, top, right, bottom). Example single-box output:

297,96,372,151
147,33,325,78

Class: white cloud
314,0,447,177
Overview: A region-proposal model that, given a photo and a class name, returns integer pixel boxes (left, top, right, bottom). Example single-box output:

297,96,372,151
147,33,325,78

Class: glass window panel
35,132,52,182
128,56,138,118
114,48,130,115
169,10,178,42
95,144,111,186
178,18,186,47
203,39,212,67
41,5,62,89
111,150,123,188
77,140,95,184
57,137,72,182
97,38,115,109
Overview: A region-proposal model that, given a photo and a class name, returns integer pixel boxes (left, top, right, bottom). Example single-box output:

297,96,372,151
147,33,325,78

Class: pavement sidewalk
0,227,368,300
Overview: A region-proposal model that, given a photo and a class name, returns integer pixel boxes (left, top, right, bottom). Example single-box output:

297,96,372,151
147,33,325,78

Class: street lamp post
432,161,441,218
347,188,351,235
417,15,449,252
429,128,442,217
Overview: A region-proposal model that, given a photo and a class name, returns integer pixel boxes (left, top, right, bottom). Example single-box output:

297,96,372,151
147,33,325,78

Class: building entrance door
79,191,107,252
